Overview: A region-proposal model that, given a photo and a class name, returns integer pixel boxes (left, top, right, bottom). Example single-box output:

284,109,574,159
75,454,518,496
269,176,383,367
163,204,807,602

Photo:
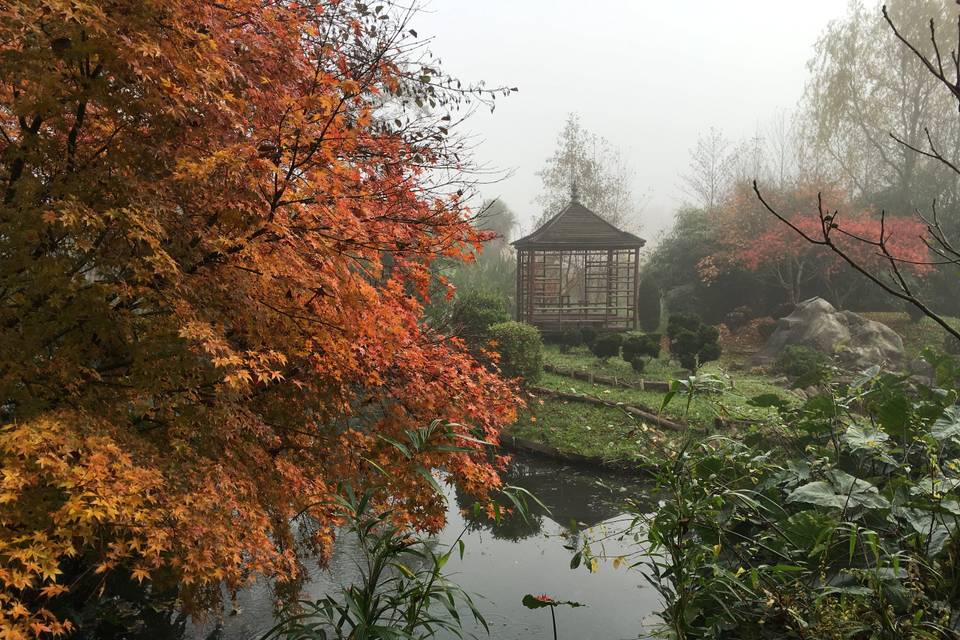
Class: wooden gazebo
513,196,646,331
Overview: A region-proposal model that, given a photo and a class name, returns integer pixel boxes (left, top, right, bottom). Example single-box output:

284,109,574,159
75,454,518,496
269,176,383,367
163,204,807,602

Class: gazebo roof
512,199,646,249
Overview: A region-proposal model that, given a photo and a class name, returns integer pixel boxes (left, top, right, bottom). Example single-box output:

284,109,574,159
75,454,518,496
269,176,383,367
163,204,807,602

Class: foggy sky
415,0,851,244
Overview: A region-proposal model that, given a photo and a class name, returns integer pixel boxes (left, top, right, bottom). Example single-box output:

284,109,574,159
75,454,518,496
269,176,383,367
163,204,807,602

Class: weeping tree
757,1,960,345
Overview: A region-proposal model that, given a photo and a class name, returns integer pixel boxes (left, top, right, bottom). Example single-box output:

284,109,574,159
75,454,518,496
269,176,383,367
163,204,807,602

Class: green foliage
722,305,751,331
621,333,661,363
945,332,960,356
579,326,599,348
666,314,721,371
450,290,509,346
756,316,778,340
589,332,623,362
264,488,487,640
558,328,582,354
590,365,960,639
776,345,830,388
637,277,661,332
488,321,543,383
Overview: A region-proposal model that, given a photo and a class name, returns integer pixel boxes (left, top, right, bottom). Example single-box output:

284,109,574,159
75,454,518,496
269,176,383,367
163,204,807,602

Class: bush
756,317,778,341
589,332,623,362
622,333,661,362
637,277,661,332
488,321,543,383
771,302,796,319
558,328,582,354
944,333,960,356
776,345,829,388
538,330,563,345
723,305,752,331
450,290,509,346
621,371,960,638
667,313,721,371
579,325,599,347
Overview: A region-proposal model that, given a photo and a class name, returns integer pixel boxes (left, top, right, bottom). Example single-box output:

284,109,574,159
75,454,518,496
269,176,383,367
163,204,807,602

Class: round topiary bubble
622,333,661,362
667,313,722,371
488,321,543,383
589,332,623,362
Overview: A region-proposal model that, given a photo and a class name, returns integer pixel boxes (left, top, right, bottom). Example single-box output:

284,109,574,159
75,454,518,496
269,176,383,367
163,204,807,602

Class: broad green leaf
787,470,889,511
932,406,960,441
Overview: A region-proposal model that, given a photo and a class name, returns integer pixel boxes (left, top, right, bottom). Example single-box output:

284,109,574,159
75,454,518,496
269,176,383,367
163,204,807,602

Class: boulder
756,297,904,371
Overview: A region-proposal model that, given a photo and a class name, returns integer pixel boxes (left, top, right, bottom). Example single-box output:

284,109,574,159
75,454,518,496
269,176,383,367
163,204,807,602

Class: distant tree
637,276,662,332
757,3,960,343
429,198,518,322
474,199,517,262
535,113,647,230
709,182,932,306
681,127,735,213
644,208,715,295
800,0,960,214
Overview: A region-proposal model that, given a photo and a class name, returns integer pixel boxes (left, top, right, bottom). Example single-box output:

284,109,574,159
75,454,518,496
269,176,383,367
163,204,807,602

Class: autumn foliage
0,1,517,636
699,182,932,304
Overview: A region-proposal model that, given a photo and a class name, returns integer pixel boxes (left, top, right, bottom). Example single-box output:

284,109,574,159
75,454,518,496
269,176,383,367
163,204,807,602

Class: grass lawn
538,370,796,421
510,396,680,464
542,344,792,397
518,311,956,466
510,373,796,465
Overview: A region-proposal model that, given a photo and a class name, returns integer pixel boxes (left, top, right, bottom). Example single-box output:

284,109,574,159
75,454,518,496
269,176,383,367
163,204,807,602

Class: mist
416,0,848,241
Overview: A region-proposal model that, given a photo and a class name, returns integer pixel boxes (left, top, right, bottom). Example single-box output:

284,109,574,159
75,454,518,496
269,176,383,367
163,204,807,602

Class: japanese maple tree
701,182,931,307
0,1,517,636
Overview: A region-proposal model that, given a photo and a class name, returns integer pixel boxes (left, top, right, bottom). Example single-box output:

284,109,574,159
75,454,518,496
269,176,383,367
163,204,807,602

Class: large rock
757,297,904,370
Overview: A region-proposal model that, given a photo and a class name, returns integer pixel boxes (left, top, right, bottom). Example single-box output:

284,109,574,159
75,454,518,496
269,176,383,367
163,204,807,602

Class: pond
187,452,660,640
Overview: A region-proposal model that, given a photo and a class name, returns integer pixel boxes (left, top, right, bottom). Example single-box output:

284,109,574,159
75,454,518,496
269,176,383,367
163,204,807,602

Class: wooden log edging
542,363,674,392
528,385,704,433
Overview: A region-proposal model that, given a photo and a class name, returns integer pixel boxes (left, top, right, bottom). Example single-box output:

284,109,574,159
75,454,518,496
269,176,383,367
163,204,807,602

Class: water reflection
457,454,653,542
180,452,658,640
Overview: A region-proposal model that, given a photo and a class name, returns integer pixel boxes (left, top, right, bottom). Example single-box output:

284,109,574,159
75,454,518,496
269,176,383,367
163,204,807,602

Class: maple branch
753,181,960,343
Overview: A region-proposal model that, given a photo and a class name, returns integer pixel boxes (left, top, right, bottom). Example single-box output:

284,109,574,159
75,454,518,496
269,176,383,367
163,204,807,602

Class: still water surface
188,452,660,640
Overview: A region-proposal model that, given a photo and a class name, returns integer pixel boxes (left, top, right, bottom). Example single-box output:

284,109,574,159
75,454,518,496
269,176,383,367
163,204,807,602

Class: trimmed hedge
488,321,543,383
450,290,509,346
580,325,599,347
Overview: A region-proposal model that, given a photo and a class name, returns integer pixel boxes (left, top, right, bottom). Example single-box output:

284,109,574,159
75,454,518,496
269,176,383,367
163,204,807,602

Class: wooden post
515,249,523,321
605,249,612,329
632,247,640,330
